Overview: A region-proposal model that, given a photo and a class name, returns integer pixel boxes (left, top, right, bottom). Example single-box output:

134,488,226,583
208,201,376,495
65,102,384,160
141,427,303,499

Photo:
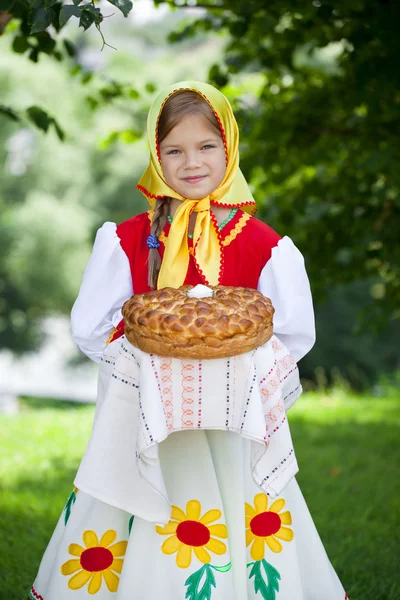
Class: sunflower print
245,493,294,560
60,529,127,593
156,499,228,568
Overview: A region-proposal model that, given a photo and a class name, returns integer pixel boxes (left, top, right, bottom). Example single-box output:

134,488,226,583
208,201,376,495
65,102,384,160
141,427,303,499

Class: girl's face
159,114,226,200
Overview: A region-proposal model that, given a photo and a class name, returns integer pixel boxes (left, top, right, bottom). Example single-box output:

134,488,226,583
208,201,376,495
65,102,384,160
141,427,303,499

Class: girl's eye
202,144,215,150
166,149,180,155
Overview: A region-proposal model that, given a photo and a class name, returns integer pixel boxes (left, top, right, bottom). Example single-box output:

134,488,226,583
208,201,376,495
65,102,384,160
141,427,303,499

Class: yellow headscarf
137,81,256,289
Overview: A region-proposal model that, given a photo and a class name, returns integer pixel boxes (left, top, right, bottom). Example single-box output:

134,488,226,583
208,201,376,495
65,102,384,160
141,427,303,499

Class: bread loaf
122,285,274,359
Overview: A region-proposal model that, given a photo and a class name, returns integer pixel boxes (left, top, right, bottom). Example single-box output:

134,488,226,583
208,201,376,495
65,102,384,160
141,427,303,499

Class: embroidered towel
75,335,301,523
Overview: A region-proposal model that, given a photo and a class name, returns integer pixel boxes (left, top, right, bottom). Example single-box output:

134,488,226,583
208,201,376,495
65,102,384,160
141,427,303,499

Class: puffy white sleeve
71,222,133,363
257,236,316,363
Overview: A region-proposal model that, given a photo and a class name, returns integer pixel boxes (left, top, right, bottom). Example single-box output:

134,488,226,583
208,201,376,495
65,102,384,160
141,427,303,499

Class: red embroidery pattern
136,184,164,200
28,587,44,600
197,360,203,427
210,210,225,284
271,338,284,352
181,362,195,427
212,198,257,215
160,357,174,430
259,355,297,401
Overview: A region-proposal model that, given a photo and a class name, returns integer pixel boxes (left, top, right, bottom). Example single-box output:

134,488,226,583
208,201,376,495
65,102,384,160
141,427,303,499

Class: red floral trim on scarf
28,586,44,600
211,198,257,215
155,87,229,166
209,210,225,284
190,211,224,286
136,184,165,200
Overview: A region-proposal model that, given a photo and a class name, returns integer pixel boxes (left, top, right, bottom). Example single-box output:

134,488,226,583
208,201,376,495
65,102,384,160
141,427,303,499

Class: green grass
0,391,399,599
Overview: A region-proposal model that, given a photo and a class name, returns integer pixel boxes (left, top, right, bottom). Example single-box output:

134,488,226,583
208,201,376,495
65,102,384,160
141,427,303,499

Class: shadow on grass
1,419,399,600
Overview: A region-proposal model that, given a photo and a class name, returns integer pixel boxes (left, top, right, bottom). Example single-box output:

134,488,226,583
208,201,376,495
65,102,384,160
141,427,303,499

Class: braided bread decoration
122,285,274,359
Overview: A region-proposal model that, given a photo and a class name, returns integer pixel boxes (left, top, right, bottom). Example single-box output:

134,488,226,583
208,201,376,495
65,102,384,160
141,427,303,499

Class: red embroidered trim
209,210,225,284
154,87,229,165
190,211,224,285
106,319,125,346
211,199,257,215
191,236,209,285
136,184,165,201
29,587,44,600
264,415,287,441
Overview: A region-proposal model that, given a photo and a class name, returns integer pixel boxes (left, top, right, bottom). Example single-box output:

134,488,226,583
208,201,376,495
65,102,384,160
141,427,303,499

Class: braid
148,197,171,289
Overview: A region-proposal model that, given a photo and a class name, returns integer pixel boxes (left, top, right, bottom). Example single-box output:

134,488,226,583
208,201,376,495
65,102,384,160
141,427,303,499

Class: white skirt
30,429,348,600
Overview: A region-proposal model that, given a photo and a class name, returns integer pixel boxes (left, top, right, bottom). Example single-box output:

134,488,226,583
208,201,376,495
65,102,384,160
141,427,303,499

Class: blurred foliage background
0,0,399,388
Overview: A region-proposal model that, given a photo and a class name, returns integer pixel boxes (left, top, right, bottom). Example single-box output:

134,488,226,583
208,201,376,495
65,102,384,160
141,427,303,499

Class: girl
28,81,348,600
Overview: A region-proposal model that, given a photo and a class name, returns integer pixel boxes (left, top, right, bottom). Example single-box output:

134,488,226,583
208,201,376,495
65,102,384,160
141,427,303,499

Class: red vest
109,209,281,343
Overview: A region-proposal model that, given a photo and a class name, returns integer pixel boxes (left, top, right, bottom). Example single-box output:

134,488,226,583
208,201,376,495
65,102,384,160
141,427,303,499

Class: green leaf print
248,559,281,600
63,488,77,525
185,564,216,600
128,515,135,535
210,562,232,573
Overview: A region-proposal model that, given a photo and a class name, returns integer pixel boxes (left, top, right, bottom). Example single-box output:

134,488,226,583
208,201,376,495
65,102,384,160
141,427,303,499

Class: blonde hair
147,90,222,289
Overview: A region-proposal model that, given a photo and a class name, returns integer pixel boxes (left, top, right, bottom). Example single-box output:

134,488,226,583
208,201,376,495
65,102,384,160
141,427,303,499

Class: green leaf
86,95,99,110
63,39,76,57
81,71,93,84
34,31,56,54
185,564,216,600
63,489,77,525
119,129,142,143
28,47,39,62
128,88,139,99
210,562,232,573
107,0,132,17
0,105,20,122
99,83,123,101
12,35,30,53
50,1,62,31
53,119,65,141
59,4,81,28
30,6,55,33
128,515,134,534
26,106,51,132
145,82,156,93
79,5,101,31
208,64,228,88
248,559,281,600
53,50,63,61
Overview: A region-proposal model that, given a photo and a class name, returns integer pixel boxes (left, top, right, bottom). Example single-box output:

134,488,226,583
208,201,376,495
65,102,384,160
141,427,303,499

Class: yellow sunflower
60,529,127,594
156,499,228,568
245,493,293,560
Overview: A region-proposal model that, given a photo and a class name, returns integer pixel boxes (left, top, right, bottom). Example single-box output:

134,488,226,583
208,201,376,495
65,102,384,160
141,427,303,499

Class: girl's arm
71,222,133,362
257,236,316,363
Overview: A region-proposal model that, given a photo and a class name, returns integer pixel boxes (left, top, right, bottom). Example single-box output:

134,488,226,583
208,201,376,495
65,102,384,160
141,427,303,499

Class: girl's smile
159,115,226,199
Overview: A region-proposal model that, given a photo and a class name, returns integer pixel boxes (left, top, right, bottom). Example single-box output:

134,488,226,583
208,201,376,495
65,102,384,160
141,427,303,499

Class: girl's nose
184,151,202,169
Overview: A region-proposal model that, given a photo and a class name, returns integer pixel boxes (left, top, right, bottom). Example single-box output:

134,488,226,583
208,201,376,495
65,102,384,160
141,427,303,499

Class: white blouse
71,222,315,363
